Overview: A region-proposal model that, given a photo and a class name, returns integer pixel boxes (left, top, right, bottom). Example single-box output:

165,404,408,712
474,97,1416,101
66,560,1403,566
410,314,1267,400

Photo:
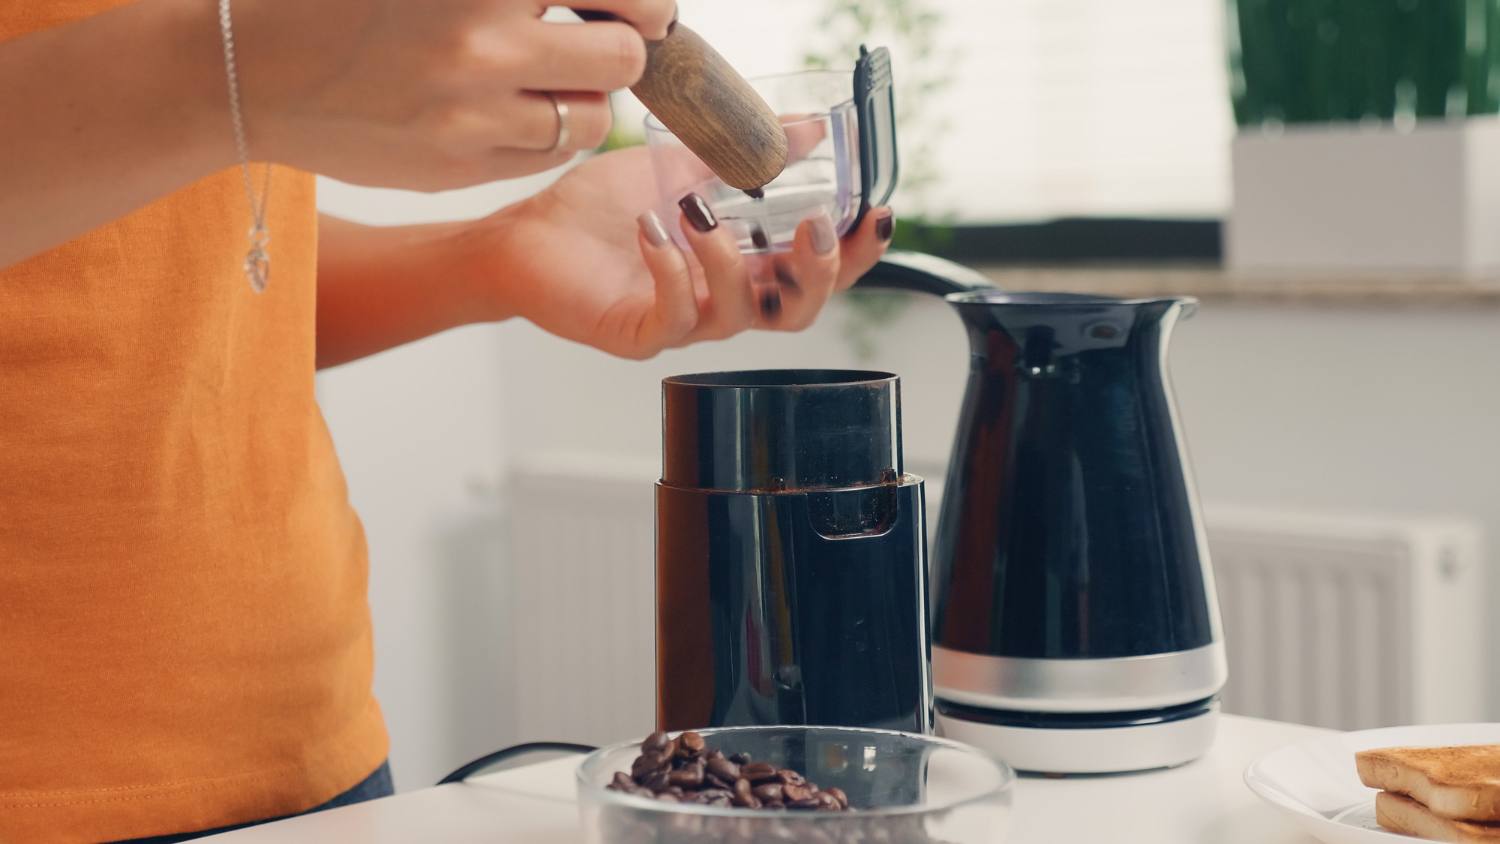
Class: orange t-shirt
0,5,388,842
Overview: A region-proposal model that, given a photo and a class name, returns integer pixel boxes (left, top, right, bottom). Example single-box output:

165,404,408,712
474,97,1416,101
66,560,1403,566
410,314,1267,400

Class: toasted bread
1376,792,1500,842
1357,745,1500,822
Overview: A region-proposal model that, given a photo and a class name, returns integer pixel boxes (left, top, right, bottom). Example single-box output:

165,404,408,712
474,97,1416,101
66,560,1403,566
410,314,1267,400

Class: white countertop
205,714,1327,843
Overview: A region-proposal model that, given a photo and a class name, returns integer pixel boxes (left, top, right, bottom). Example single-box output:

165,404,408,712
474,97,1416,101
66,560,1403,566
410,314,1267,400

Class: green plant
598,101,646,152
1228,0,1500,127
800,0,956,360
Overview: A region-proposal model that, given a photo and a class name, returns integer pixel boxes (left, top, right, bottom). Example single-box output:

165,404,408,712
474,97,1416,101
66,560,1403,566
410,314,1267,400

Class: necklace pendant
244,224,270,293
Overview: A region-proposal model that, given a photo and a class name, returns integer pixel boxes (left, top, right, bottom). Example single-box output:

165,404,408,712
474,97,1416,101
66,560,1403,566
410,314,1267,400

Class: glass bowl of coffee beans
576,725,1014,844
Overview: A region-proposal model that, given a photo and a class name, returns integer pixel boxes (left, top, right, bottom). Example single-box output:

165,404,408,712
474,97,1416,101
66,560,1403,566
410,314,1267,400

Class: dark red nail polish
875,213,895,242
679,193,717,233
774,265,799,290
750,225,770,250
760,287,782,319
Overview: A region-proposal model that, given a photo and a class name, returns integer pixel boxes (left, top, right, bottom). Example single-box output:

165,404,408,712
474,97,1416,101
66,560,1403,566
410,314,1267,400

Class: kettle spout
855,251,995,297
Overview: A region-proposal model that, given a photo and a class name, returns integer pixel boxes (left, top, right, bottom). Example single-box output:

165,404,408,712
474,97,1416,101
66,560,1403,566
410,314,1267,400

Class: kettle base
935,697,1220,775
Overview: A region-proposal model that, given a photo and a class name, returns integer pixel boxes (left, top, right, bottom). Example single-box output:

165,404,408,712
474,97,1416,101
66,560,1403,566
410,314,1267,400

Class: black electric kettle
858,252,1228,774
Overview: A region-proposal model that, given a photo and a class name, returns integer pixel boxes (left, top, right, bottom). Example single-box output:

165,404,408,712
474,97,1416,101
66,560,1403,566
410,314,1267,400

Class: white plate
1244,723,1500,844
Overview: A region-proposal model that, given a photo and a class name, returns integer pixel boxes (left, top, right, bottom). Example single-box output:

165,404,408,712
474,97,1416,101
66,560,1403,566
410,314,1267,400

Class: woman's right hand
234,0,676,190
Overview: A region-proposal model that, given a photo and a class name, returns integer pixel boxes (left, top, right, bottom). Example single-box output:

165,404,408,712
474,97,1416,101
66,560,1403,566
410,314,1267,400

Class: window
623,1,1234,225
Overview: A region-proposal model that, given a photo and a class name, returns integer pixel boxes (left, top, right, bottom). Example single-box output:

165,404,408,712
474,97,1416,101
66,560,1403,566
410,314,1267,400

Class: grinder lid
661,369,902,492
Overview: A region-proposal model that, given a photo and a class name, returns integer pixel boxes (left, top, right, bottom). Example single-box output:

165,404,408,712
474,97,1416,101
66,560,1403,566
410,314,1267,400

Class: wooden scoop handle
575,12,789,190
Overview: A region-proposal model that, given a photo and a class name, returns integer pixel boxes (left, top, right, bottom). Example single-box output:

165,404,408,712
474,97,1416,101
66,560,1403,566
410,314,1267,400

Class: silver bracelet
219,0,272,293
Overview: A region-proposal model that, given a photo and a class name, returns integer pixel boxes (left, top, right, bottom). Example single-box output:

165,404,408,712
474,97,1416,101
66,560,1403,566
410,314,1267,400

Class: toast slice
1357,745,1500,822
1376,792,1500,842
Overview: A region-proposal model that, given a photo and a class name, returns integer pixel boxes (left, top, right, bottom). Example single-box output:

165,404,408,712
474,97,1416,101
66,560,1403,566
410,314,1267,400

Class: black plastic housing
656,370,932,734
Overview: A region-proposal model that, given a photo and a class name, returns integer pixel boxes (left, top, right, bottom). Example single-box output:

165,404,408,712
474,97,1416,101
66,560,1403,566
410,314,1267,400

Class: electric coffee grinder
654,370,933,735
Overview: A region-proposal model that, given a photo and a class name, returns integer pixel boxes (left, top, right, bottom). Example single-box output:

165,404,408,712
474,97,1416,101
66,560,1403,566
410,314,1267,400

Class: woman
0,0,894,840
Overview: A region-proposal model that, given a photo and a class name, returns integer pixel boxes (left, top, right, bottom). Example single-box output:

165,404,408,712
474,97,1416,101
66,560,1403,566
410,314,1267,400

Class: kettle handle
854,251,996,297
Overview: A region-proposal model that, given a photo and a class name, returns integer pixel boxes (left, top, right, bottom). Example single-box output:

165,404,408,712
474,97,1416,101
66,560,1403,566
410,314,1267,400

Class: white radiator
1206,508,1485,731
505,454,659,746
505,457,1486,743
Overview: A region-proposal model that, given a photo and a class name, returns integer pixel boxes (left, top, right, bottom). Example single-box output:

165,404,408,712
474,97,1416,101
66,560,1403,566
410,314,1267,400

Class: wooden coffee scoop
575,11,789,191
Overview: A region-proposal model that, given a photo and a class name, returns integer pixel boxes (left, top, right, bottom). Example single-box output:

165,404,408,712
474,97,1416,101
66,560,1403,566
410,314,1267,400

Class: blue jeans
111,761,394,843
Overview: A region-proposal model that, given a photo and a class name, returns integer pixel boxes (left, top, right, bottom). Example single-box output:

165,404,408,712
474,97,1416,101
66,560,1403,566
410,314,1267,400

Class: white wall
314,173,562,790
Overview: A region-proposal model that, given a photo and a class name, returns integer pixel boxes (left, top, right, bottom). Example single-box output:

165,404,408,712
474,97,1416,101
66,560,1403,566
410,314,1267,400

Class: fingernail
759,286,782,319
638,211,671,247
774,265,799,290
875,211,895,242
750,225,770,251
678,193,717,233
810,213,837,255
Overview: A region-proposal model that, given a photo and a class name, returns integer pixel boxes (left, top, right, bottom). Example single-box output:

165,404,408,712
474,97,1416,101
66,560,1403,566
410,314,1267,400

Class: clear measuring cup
644,47,897,254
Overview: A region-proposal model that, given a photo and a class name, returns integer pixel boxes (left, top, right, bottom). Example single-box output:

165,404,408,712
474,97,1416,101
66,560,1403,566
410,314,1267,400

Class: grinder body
654,370,933,735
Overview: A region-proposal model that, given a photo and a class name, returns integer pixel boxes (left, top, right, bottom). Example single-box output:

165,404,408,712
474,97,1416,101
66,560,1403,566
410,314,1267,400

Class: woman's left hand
470,147,894,360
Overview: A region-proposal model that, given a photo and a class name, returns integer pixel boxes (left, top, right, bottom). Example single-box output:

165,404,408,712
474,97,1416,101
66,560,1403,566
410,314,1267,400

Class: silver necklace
218,0,272,293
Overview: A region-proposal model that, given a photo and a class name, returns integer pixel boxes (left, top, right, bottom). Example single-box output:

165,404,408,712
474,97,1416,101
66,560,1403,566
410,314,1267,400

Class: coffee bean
741,762,778,783
612,737,854,815
642,731,671,754
706,757,740,782
668,764,704,788
642,770,670,792
751,782,783,802
782,783,813,803
631,752,669,780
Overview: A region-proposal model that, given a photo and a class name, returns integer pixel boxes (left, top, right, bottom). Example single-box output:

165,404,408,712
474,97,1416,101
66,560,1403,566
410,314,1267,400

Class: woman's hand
470,147,896,360
237,0,675,190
